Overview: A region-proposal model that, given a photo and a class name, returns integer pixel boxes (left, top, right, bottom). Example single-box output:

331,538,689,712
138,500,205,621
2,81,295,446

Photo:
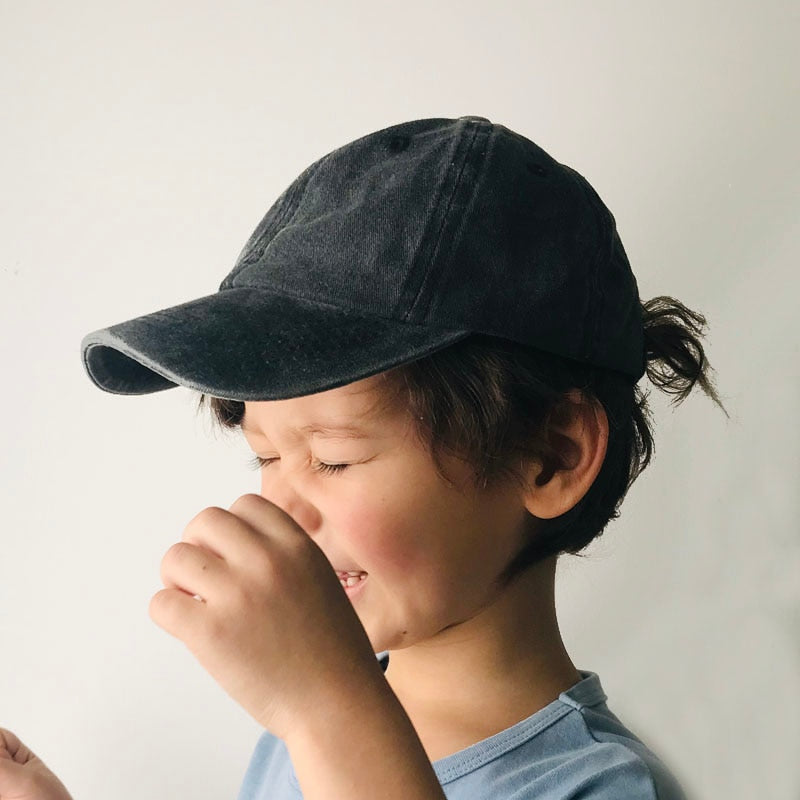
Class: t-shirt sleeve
557,753,661,799
236,730,299,800
504,743,683,800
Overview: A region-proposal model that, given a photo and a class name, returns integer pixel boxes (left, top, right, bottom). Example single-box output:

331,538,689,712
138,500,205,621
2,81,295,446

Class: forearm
284,669,446,800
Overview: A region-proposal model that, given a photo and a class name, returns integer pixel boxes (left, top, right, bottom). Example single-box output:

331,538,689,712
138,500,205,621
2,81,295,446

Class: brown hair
195,296,728,588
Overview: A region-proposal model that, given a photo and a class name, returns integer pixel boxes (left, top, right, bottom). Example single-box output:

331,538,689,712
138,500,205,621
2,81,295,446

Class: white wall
1,1,797,798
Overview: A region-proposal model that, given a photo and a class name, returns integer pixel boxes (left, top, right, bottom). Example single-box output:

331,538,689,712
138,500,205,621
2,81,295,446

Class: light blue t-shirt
236,652,688,799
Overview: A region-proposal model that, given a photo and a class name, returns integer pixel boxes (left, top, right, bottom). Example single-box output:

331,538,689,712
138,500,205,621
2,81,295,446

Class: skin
0,371,608,800
235,372,605,761
0,729,73,800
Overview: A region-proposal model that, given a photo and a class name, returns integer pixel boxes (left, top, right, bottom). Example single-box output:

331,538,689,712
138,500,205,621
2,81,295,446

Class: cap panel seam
400,121,482,322
580,175,615,367
222,154,331,290
560,163,605,365
406,123,494,324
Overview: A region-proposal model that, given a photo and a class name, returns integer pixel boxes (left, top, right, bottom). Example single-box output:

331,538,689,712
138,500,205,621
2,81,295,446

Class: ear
522,390,609,520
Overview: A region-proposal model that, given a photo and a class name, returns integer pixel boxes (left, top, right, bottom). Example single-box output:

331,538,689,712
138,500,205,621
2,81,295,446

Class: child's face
240,373,532,653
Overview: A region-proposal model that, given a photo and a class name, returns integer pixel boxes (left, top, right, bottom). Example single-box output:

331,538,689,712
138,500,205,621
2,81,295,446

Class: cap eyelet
527,162,547,177
387,135,411,153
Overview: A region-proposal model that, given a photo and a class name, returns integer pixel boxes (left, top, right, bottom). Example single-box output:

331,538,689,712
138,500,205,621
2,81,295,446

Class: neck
382,557,582,756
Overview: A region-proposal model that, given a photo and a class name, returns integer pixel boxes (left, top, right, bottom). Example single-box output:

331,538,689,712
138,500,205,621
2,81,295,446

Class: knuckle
159,543,193,585
148,589,170,620
164,540,193,564
228,493,263,513
285,529,314,561
186,505,228,534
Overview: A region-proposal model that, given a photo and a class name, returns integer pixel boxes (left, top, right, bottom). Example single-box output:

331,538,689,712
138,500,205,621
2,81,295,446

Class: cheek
333,488,425,575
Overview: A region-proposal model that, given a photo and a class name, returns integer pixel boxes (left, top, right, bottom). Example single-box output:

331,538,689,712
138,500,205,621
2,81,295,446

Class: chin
363,624,407,653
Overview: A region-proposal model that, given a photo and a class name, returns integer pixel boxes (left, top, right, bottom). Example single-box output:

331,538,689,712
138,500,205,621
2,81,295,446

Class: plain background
1,1,798,798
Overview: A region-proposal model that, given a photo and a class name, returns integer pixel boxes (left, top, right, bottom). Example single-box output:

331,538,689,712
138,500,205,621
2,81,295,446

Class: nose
260,472,323,536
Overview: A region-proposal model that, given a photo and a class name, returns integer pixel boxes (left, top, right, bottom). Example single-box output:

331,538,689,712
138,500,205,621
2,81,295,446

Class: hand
149,493,383,740
0,729,73,800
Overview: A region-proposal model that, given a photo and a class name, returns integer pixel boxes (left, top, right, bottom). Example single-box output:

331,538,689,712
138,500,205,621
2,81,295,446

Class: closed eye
247,455,276,470
246,455,350,475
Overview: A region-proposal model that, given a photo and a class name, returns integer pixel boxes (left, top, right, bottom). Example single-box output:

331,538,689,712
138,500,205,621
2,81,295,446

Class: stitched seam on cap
560,164,604,365
223,154,330,289
402,122,481,322
408,123,493,324
579,176,613,365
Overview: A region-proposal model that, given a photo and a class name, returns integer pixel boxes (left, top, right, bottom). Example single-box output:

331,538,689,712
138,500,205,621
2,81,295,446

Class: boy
1,115,725,798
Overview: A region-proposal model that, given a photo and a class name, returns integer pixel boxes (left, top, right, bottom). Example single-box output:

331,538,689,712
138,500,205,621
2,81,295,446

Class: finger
148,586,207,644
181,504,273,572
183,497,302,573
0,728,36,764
159,541,225,603
226,493,310,547
180,506,230,559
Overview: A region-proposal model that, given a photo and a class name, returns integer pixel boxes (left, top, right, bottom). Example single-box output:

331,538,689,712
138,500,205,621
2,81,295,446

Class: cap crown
220,116,644,380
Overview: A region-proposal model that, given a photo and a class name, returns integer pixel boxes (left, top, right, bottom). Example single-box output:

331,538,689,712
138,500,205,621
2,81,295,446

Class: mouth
336,570,368,598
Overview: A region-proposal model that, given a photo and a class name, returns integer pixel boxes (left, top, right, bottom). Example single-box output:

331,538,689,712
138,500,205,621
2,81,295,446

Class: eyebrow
240,417,375,440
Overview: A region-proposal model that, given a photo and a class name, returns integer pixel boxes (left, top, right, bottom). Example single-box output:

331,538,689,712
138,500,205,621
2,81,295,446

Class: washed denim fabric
235,653,688,800
81,116,645,402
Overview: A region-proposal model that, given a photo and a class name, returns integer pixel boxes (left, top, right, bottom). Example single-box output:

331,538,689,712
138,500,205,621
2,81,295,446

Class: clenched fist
148,493,384,741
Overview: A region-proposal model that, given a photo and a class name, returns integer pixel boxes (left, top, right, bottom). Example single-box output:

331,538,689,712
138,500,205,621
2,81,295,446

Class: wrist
283,662,446,800
283,654,393,743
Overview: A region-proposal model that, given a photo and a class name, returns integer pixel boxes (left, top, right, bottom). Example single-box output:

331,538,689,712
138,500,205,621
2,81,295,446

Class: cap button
459,115,491,123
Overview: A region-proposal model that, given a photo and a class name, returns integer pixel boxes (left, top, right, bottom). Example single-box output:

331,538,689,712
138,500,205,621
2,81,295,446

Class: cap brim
81,288,471,401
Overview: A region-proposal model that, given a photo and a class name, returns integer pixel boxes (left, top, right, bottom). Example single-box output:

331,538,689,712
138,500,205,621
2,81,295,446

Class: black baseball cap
80,115,645,401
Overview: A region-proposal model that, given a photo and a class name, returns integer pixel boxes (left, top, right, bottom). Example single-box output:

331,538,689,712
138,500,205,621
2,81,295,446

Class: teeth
339,573,367,588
